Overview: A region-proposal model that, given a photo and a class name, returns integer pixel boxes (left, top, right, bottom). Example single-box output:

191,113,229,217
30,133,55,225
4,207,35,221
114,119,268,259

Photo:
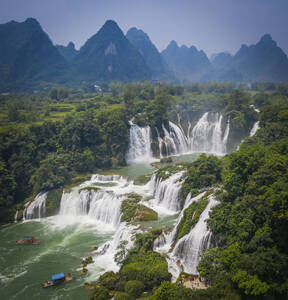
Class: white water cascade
58,175,131,229
23,192,48,220
189,112,230,155
153,192,218,279
161,122,189,156
14,210,18,223
153,192,206,252
126,124,153,163
59,189,123,228
147,172,185,213
90,223,140,274
170,195,218,275
57,173,154,229
126,112,230,162
250,121,260,137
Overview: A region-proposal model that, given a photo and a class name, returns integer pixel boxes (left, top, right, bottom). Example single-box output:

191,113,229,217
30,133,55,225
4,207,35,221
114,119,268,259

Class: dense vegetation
196,96,288,299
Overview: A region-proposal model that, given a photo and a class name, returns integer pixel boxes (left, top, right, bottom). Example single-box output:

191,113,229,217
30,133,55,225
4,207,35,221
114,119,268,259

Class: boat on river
42,273,73,288
16,236,40,244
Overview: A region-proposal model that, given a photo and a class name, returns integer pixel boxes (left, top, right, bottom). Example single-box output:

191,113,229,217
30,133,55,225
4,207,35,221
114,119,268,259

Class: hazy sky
1,0,287,57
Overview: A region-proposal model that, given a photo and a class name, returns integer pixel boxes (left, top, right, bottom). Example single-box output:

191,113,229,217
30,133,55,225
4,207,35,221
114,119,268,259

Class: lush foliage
182,154,222,198
197,95,288,299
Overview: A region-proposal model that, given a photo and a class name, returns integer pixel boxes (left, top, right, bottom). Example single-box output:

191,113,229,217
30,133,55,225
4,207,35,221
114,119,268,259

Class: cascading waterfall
57,173,152,229
161,122,189,156
126,124,153,163
189,112,230,155
91,223,140,273
59,189,123,228
153,192,207,252
155,127,164,158
14,210,18,223
170,195,218,275
126,112,230,162
147,171,185,212
23,192,48,220
250,121,260,136
153,192,218,280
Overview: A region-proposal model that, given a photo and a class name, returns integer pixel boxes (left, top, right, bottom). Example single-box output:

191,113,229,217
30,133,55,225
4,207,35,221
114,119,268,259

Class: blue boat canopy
52,273,65,281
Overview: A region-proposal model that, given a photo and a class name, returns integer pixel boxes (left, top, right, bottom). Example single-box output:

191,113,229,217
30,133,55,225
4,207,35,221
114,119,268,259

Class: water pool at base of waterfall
0,221,113,300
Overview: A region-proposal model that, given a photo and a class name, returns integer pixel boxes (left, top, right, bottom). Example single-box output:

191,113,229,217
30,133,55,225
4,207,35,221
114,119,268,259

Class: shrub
114,292,132,300
91,285,111,300
97,271,120,290
124,280,145,298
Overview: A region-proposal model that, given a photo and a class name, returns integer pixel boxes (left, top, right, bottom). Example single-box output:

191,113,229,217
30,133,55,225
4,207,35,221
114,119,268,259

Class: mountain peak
67,42,75,50
126,27,149,41
100,20,122,34
258,33,277,47
167,40,179,49
74,20,150,82
260,34,273,43
24,18,41,28
126,27,172,80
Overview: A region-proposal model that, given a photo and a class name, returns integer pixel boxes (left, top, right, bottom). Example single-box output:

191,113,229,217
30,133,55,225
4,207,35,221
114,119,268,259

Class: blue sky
0,0,287,57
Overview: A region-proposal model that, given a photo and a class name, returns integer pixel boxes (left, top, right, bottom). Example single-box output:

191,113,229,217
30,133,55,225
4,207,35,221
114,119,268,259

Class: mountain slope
216,34,288,82
126,27,173,81
56,42,78,61
0,18,68,91
161,40,212,82
73,20,151,82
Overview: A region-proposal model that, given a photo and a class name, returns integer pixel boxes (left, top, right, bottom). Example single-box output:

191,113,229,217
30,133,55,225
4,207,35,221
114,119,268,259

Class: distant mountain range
0,18,287,92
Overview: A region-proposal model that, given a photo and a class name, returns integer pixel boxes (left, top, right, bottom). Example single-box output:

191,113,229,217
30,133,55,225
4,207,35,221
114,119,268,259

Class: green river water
0,155,198,299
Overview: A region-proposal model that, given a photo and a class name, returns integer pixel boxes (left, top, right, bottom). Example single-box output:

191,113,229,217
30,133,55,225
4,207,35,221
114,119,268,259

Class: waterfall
250,121,260,137
189,112,229,155
161,122,189,156
90,223,141,274
170,195,218,275
153,192,217,280
148,172,185,212
14,210,18,223
126,124,153,163
153,192,206,253
156,127,164,158
57,173,150,229
23,192,48,220
59,189,123,228
126,112,231,161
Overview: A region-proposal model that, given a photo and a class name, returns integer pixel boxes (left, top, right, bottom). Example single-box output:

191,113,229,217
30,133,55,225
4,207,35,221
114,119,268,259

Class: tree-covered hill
0,18,68,92
72,20,151,83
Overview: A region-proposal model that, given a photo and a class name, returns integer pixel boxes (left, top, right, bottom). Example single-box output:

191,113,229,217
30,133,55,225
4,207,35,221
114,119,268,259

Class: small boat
42,273,73,288
16,236,40,245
